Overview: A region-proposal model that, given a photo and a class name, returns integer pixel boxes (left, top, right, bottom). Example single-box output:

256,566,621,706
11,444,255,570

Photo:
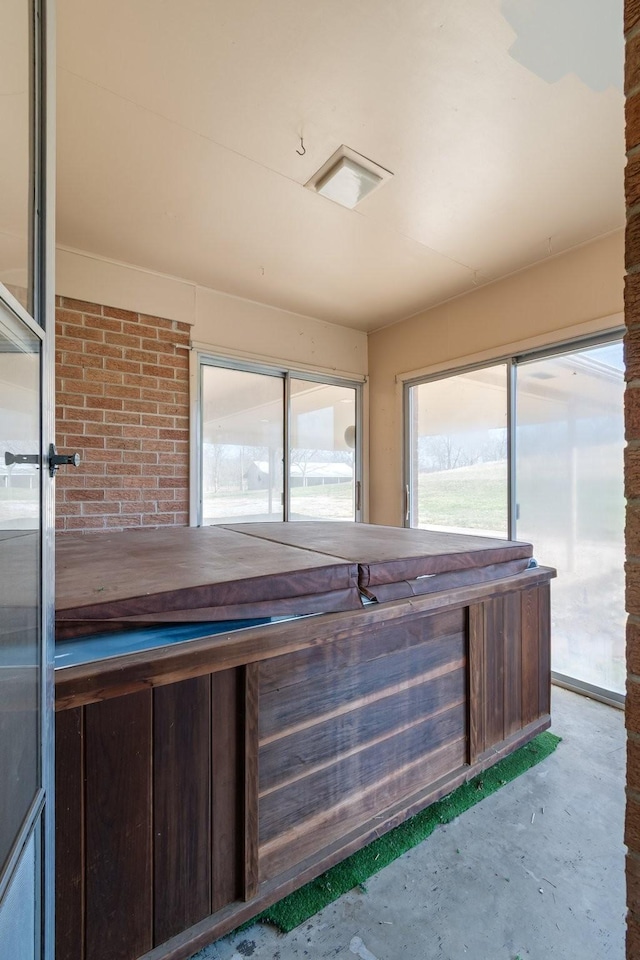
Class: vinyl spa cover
55,526,360,640
221,522,534,602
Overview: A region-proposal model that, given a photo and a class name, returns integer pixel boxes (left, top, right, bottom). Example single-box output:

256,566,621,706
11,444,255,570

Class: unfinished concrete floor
193,687,625,960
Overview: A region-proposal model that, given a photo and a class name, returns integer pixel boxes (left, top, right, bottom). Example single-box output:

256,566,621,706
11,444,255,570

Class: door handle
48,443,81,477
4,452,39,466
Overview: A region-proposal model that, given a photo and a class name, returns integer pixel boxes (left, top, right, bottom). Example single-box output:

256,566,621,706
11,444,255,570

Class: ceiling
55,0,625,332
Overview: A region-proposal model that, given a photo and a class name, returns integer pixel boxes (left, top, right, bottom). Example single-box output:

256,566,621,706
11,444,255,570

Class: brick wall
55,297,190,531
628,3,640,956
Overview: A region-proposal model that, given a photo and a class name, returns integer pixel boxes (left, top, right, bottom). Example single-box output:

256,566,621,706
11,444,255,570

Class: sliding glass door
405,336,625,700
289,379,358,521
516,342,625,695
200,361,361,524
406,363,509,537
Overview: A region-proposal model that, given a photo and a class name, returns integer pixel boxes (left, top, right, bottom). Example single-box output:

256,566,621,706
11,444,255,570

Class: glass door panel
289,380,357,521
0,304,40,879
408,364,509,537
202,366,284,523
516,342,625,695
0,0,33,310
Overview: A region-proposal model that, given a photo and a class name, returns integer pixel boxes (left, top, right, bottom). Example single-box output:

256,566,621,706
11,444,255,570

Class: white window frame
193,353,364,526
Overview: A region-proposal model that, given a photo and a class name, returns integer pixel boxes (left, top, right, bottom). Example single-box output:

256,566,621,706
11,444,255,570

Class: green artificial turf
253,731,561,934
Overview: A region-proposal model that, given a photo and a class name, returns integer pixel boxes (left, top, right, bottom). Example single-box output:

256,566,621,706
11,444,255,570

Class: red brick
63,379,105,397
56,502,82,516
106,515,142,528
64,516,106,529
96,316,123,333
124,348,153,364
106,464,142,477
109,412,141,425
144,465,176,478
138,313,174,330
142,513,175,525
60,407,104,424
64,324,104,343
628,387,640,441
629,621,640,676
105,357,141,375
123,374,158,389
121,475,158,488
56,309,86,327
56,335,86,353
81,501,122,516
103,306,139,322
628,677,640,735
106,331,142,349
84,340,122,359
142,363,172,379
89,449,125,463
122,501,159,514
105,437,141,451
65,489,105,502
124,451,158,464
105,384,141,400
91,397,124,411
109,488,143,502
123,399,159,415
122,425,159,440
629,94,640,155
60,297,102,314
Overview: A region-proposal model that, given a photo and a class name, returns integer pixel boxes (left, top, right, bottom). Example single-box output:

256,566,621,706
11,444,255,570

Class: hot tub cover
222,521,533,593
55,526,361,640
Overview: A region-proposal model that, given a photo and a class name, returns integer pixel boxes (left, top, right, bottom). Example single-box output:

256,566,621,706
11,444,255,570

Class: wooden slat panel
260,631,465,740
484,597,505,748
503,592,522,737
260,667,465,794
260,608,465,695
468,602,485,763
538,585,551,716
211,669,241,912
55,707,85,960
260,702,466,846
154,678,211,945
85,691,153,960
520,586,540,725
244,663,260,901
260,735,466,881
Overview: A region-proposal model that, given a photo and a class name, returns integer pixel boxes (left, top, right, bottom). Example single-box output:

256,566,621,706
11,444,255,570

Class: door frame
0,0,55,955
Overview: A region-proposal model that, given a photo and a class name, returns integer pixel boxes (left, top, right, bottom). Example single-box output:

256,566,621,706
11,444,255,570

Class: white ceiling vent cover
306,146,393,209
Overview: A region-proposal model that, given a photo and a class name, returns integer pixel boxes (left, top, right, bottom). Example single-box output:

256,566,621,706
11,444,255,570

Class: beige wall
56,247,368,378
368,230,625,526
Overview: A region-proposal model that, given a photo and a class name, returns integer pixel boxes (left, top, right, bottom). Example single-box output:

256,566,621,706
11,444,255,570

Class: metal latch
48,443,81,478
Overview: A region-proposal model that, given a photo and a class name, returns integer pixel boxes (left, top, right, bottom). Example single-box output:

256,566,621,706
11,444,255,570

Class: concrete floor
193,687,626,960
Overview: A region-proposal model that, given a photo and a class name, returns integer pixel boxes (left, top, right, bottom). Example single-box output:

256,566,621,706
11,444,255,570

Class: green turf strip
254,731,561,934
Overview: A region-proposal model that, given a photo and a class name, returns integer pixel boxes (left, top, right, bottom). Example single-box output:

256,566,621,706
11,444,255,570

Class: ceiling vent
305,146,393,209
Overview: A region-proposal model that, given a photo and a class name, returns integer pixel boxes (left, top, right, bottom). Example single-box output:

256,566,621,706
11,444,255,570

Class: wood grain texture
503,591,522,738
538,585,551,716
484,596,505,748
260,701,466,846
468,602,485,763
520,586,540,725
85,690,153,960
211,669,242,913
55,708,85,960
154,678,212,945
259,607,464,696
259,734,466,880
259,630,465,740
259,667,466,794
244,663,260,901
